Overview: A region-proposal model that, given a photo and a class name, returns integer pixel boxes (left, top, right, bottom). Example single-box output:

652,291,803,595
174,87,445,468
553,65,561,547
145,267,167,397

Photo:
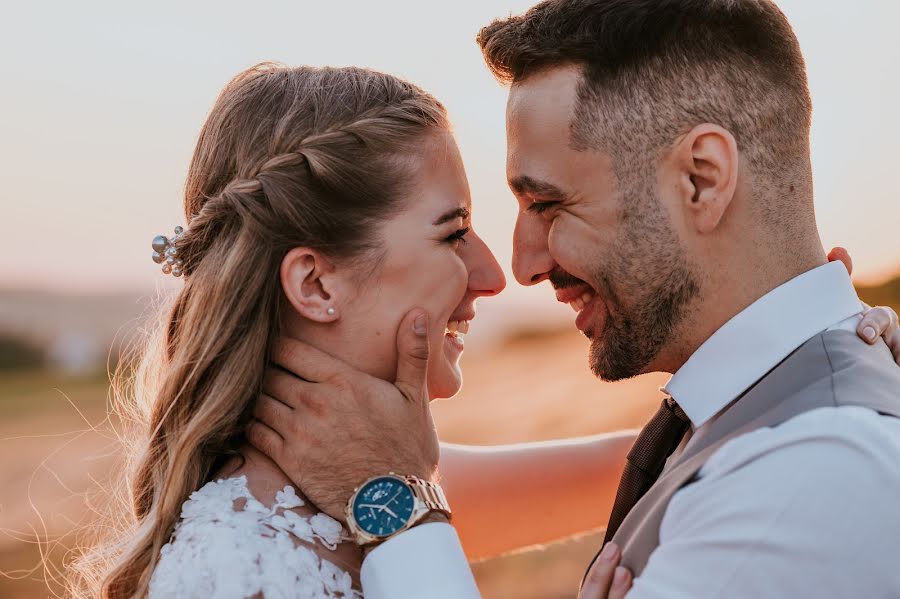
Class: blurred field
433,329,666,599
1,273,896,598
0,328,665,599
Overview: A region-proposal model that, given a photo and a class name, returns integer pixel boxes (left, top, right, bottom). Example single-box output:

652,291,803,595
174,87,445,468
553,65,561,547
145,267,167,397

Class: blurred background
1,1,898,597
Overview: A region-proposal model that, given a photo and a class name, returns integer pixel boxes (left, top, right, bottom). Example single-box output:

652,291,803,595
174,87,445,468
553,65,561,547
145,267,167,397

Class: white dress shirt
361,262,900,598
631,261,900,598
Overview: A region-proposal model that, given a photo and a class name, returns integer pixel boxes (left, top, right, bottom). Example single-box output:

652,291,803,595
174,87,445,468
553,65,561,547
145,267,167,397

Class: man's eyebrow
432,207,470,226
508,175,568,199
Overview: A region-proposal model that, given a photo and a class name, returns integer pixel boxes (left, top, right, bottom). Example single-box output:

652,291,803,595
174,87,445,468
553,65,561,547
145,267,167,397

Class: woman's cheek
450,256,469,297
435,257,467,315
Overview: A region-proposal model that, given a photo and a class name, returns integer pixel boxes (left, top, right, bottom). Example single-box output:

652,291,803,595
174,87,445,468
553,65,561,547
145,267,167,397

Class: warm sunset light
1,0,898,298
2,2,899,598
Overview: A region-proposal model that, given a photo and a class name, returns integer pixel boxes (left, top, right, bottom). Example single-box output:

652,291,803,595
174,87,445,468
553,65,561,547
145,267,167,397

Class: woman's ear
670,123,740,234
280,247,341,323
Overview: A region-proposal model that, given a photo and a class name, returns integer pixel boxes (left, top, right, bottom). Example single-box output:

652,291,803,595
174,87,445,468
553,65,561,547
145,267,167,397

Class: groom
249,1,900,597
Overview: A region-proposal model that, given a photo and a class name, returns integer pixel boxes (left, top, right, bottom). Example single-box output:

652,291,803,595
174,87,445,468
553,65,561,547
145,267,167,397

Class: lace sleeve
149,477,361,599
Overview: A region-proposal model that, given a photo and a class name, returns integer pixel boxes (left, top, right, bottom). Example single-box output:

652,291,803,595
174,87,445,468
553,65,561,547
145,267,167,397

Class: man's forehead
506,65,583,185
506,65,581,123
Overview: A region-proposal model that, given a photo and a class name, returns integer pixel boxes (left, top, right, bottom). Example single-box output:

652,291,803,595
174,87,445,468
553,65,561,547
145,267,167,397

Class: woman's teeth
568,291,595,313
445,320,470,336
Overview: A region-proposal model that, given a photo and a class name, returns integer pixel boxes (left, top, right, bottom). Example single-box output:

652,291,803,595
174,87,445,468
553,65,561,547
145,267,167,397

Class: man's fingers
246,419,285,459
827,246,853,275
579,543,620,598
263,368,320,411
394,309,431,403
254,394,294,430
272,337,345,383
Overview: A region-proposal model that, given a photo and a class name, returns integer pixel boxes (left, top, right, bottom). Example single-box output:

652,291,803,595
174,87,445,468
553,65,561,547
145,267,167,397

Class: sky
1,0,898,305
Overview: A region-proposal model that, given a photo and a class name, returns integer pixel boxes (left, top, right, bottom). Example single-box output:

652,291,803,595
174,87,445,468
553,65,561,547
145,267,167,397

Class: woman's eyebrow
433,207,470,226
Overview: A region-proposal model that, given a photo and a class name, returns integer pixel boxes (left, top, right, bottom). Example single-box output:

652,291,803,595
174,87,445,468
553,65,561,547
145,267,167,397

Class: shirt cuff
360,522,481,599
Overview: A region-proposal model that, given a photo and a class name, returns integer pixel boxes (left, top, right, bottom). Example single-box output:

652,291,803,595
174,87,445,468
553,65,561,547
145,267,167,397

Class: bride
70,63,900,598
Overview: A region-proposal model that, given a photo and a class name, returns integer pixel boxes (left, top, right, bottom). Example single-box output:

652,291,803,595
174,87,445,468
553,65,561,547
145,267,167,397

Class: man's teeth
446,320,470,335
568,291,595,313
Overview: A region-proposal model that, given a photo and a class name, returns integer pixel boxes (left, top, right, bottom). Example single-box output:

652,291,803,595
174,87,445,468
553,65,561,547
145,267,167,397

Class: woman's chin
428,372,462,401
426,333,464,400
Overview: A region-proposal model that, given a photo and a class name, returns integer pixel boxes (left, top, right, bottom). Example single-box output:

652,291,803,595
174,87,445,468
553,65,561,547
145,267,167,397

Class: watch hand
385,489,403,506
383,506,398,518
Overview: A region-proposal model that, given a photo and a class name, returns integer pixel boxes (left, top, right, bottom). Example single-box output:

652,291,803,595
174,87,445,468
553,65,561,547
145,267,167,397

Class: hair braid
69,63,449,599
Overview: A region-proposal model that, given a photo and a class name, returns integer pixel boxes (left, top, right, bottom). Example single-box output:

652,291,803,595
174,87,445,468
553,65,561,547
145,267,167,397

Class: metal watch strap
405,476,452,519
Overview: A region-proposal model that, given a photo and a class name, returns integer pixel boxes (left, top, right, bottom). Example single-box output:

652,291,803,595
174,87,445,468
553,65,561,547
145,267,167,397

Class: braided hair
69,62,448,598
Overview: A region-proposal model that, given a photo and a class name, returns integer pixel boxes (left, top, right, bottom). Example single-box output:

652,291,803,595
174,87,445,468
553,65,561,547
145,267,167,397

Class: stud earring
326,307,336,316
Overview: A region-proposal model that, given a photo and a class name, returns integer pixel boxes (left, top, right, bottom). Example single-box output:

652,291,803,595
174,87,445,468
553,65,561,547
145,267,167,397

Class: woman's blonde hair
69,62,448,598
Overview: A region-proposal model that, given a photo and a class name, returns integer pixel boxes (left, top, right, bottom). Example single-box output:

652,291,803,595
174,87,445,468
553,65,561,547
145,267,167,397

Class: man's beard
588,263,698,381
587,193,700,381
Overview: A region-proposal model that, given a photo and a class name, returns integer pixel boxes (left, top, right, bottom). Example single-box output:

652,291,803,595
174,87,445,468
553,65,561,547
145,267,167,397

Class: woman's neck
217,443,313,508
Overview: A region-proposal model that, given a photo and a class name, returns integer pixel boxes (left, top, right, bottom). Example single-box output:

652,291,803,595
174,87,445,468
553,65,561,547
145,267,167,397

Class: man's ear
280,247,340,323
670,123,740,234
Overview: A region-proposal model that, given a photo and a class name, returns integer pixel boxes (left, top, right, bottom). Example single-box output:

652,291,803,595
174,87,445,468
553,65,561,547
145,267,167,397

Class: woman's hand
858,304,900,364
578,543,633,599
828,247,900,364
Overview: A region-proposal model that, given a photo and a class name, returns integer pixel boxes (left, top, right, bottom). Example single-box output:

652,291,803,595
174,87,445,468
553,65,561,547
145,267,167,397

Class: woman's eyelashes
444,227,470,247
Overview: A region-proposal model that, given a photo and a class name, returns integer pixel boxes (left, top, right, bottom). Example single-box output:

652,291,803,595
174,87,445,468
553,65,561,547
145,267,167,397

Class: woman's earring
326,307,336,316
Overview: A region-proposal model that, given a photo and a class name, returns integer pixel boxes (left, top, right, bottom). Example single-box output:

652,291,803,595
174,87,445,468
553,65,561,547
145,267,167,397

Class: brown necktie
603,397,691,544
582,397,691,586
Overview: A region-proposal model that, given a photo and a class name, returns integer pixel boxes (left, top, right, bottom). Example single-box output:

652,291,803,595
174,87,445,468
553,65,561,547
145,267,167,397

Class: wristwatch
345,473,452,546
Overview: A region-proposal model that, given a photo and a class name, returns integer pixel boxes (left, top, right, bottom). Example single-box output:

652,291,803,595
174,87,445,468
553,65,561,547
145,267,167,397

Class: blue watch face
352,476,415,537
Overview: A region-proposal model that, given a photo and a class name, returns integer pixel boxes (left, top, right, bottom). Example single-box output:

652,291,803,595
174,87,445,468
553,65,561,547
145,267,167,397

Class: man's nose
511,214,555,286
464,232,506,298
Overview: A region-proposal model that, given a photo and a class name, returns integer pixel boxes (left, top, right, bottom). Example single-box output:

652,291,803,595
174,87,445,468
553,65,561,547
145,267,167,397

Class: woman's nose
464,232,506,297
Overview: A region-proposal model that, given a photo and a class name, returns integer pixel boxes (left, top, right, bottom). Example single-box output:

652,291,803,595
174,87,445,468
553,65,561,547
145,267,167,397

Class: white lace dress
149,476,362,599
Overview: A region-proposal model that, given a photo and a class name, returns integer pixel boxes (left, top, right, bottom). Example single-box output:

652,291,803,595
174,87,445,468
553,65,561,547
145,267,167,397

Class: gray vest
611,330,900,576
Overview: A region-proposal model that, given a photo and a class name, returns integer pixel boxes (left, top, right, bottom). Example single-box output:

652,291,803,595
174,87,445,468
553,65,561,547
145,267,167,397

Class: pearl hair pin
152,226,185,277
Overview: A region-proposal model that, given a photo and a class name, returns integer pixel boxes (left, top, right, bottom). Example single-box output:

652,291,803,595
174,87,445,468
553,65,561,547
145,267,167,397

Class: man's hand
247,309,440,522
579,543,632,599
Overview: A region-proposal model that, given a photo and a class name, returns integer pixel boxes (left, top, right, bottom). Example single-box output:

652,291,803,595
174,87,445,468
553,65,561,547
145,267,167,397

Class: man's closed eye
527,201,559,215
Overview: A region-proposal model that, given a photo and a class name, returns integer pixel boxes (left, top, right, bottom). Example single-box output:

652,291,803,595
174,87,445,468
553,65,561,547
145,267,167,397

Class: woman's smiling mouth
446,320,471,336
444,313,474,352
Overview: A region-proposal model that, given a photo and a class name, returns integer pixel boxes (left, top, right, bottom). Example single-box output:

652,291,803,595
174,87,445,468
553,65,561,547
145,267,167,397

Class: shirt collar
663,261,864,429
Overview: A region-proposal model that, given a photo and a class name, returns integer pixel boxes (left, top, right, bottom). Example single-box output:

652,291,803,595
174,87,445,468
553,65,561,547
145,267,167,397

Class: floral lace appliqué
149,475,361,598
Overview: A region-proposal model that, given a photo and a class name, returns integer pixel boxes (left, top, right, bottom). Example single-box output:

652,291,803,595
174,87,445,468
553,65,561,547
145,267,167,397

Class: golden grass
0,329,665,598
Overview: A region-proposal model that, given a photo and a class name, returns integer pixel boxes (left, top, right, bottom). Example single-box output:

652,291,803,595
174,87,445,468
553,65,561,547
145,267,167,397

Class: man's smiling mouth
555,284,596,312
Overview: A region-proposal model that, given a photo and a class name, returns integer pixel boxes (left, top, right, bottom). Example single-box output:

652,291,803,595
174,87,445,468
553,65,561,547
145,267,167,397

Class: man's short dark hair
478,0,814,209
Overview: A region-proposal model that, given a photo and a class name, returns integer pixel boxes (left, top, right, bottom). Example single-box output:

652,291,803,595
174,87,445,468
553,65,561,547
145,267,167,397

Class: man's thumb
394,309,430,401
